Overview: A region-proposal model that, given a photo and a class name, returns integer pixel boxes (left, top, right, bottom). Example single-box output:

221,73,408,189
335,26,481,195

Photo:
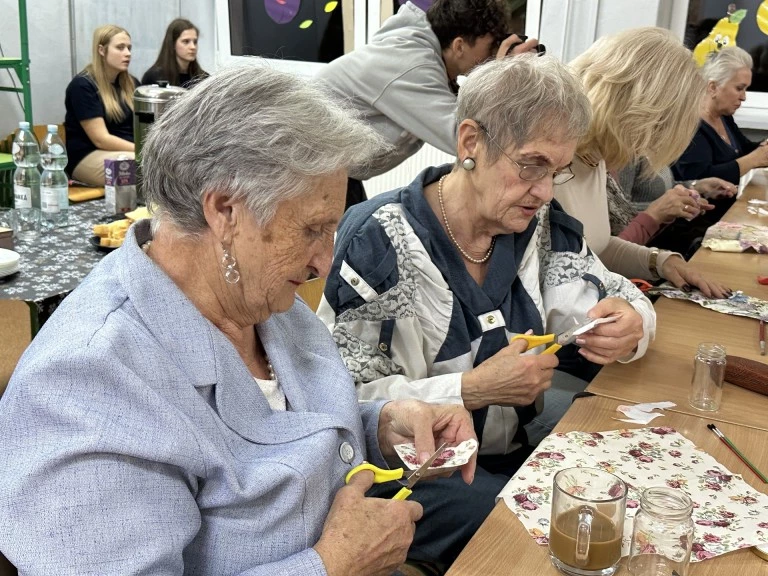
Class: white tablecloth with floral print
499,427,768,561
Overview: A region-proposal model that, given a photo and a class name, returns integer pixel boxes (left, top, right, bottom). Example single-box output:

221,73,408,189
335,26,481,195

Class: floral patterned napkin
647,286,768,321
499,427,768,561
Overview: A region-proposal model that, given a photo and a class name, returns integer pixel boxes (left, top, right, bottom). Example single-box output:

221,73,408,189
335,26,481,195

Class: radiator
364,144,455,198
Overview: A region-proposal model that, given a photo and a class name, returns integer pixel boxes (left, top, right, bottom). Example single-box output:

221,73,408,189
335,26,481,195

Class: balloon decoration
264,0,301,24
693,8,747,67
264,0,339,29
758,0,768,35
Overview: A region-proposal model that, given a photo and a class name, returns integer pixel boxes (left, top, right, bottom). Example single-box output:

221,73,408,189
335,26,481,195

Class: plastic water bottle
40,125,69,227
12,122,41,239
12,121,40,167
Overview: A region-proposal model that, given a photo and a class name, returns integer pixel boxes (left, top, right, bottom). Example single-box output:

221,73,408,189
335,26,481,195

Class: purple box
104,157,137,214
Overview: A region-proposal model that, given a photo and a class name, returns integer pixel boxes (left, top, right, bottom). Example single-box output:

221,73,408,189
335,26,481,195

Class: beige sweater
554,157,678,280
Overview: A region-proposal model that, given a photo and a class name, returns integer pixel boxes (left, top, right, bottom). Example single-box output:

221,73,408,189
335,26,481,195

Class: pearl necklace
437,174,495,264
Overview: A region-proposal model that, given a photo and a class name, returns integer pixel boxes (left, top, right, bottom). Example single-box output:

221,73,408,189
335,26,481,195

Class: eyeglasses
476,123,575,185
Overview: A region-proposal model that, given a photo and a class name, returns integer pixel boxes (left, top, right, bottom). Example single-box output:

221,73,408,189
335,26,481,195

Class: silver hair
456,54,591,164
702,46,753,86
142,62,384,233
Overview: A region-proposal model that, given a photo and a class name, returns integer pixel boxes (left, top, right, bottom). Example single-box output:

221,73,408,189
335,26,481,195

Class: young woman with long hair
142,19,208,88
64,24,137,186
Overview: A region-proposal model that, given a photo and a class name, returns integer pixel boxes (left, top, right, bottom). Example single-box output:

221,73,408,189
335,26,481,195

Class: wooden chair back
295,277,325,312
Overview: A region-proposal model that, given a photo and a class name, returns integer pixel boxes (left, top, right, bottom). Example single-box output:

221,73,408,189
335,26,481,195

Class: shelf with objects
0,0,33,208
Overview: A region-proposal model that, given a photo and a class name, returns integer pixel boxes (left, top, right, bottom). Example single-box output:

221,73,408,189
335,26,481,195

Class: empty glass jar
627,487,694,576
689,342,726,412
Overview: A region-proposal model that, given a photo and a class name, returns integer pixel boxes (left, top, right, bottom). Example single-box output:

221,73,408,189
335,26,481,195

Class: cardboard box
0,227,12,250
104,157,137,214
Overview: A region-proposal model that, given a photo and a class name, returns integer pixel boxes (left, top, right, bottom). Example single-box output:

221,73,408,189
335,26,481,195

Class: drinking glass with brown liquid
549,467,627,576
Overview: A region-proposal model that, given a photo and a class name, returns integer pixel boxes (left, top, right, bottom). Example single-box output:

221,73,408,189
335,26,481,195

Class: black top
672,115,758,184
64,74,136,176
141,65,207,88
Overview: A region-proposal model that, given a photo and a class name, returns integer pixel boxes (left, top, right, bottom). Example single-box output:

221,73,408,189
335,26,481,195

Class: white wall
539,0,676,63
0,0,216,139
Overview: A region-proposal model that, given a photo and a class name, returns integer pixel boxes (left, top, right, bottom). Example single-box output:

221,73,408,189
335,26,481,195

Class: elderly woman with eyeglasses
318,56,655,481
0,65,481,574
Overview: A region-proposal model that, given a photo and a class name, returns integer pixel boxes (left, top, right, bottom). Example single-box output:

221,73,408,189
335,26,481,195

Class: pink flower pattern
501,427,768,563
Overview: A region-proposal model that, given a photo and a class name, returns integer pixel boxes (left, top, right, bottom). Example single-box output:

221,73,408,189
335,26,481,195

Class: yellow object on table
68,187,105,202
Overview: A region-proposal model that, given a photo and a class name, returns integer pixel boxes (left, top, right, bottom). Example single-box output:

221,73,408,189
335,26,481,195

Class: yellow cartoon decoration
693,8,747,67
758,1,768,35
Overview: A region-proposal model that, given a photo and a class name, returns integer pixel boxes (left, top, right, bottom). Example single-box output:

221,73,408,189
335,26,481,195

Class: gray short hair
456,54,591,164
702,46,753,86
143,62,384,233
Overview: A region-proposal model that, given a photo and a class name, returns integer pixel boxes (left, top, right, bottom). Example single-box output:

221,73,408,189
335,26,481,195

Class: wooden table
448,185,768,574
587,184,768,430
446,395,768,575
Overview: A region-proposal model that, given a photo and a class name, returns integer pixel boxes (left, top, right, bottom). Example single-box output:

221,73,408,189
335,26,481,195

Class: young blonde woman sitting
64,25,136,186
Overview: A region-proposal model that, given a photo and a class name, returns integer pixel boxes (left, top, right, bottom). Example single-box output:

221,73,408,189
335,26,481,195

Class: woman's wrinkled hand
660,256,731,299
314,470,423,576
377,400,477,485
574,298,644,364
693,177,737,200
645,186,709,223
461,339,557,412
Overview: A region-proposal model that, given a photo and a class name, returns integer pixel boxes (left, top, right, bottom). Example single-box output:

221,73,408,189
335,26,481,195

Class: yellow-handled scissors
510,317,618,355
345,442,448,500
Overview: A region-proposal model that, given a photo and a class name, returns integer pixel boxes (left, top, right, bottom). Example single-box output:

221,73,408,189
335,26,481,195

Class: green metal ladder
0,0,32,207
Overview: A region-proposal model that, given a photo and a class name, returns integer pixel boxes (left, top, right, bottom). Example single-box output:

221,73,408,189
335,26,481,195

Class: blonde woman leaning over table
556,27,731,299
319,55,655,471
64,24,136,186
0,65,479,574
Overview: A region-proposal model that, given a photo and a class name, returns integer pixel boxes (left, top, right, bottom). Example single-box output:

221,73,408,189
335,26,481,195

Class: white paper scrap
614,401,676,425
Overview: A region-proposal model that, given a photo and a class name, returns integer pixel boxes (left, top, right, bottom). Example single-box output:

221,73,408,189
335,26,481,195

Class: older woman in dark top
673,47,768,185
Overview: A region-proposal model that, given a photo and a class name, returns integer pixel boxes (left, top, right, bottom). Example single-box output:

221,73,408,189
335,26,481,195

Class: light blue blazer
0,221,386,575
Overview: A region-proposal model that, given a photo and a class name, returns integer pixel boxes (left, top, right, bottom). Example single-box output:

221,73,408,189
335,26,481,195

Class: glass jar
688,342,726,412
628,487,694,576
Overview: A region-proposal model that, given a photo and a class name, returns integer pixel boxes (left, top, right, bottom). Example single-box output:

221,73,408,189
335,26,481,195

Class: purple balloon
265,0,300,24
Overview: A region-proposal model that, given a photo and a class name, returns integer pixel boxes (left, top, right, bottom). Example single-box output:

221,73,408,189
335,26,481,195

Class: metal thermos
133,82,186,202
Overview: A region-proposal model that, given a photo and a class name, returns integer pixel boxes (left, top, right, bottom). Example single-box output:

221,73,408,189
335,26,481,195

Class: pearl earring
462,157,476,171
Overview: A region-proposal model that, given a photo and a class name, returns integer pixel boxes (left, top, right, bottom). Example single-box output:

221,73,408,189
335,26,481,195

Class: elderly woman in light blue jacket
0,65,478,575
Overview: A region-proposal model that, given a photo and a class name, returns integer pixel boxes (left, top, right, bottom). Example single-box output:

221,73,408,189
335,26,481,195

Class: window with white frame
216,0,542,75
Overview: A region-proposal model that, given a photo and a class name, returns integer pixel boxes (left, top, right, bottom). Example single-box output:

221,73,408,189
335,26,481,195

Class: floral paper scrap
394,439,477,474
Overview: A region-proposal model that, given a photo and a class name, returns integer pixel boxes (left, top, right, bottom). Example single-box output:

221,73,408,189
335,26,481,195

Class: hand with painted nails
660,256,731,299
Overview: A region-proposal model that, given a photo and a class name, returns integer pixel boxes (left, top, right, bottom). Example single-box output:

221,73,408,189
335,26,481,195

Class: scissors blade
555,317,618,346
404,442,449,489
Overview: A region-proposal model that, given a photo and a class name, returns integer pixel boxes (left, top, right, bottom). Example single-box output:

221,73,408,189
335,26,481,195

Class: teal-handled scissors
344,442,448,500
510,317,618,355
